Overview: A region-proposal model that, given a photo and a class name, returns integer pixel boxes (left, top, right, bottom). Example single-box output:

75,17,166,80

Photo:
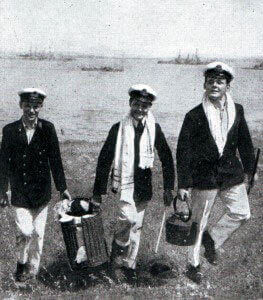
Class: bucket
166,197,197,246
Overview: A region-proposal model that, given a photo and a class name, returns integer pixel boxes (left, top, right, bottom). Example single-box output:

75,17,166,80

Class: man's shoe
110,240,128,267
15,262,36,283
202,231,218,265
14,262,25,281
94,269,114,286
108,265,125,284
185,264,202,284
109,239,129,284
123,267,138,287
14,262,36,288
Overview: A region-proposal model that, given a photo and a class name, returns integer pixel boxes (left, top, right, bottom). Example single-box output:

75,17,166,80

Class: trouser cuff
122,258,136,269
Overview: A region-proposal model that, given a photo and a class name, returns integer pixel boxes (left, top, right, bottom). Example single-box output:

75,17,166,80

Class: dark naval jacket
176,103,255,190
93,122,175,201
0,118,67,208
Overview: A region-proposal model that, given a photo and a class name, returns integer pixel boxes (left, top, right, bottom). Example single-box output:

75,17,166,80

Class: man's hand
59,189,72,210
163,190,173,207
177,188,191,202
61,199,72,212
0,193,9,208
60,189,72,201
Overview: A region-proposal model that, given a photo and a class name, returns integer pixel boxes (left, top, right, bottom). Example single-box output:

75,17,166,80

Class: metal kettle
166,196,197,246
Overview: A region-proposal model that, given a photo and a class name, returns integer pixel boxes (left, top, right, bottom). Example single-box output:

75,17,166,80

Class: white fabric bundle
53,199,71,219
112,111,156,202
202,92,236,156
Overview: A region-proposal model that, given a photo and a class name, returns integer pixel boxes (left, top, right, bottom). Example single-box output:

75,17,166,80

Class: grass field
0,132,262,299
0,55,262,298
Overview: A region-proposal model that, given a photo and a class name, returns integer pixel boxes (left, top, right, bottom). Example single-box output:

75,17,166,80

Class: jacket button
24,182,27,185
23,173,26,176
23,164,26,167
23,155,26,158
40,161,42,164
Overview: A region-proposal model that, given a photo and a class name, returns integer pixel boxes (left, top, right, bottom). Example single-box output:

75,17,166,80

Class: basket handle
173,196,192,222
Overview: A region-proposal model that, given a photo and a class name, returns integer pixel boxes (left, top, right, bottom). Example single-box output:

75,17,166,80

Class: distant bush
18,51,75,62
158,50,210,65
60,56,75,62
80,65,124,72
253,61,263,70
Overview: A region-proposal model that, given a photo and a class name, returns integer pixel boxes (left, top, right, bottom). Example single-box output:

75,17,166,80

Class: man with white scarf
92,84,175,285
176,62,257,284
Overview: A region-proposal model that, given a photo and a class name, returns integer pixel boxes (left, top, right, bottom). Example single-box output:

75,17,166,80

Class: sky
1,0,263,58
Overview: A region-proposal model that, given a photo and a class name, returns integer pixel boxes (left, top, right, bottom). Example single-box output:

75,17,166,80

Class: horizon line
0,50,262,61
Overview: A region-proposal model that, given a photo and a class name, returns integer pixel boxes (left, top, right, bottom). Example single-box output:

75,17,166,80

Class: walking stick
154,208,166,254
247,148,261,195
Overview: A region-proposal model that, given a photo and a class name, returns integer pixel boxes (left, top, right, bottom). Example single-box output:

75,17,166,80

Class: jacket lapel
199,105,220,157
17,119,28,146
28,119,43,146
223,104,239,150
200,103,239,157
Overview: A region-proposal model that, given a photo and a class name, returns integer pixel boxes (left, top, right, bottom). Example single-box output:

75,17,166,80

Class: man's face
129,97,152,121
204,76,229,101
20,101,43,123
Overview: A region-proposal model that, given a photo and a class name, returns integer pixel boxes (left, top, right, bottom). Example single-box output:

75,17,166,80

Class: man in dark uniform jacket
0,88,71,284
92,84,175,284
176,62,257,284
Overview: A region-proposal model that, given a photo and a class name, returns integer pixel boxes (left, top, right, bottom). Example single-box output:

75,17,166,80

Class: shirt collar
211,95,228,110
132,117,146,128
22,118,38,130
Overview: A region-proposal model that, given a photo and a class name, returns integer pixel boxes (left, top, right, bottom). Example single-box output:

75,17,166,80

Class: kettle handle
173,196,192,223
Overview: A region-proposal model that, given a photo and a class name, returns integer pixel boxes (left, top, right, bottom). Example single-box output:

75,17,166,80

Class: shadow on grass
38,255,112,292
136,252,179,288
39,251,179,290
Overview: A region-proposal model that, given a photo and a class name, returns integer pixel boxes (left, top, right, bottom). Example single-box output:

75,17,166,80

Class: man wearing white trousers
0,88,71,284
92,84,175,285
176,62,257,284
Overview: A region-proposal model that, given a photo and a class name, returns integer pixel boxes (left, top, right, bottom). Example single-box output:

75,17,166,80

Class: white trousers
114,199,148,269
14,205,48,275
188,183,250,267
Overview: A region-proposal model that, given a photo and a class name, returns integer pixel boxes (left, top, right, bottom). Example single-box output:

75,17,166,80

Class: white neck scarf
202,92,236,156
112,111,156,202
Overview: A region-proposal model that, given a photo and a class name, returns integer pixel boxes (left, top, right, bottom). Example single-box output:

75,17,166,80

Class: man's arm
176,113,194,189
155,123,175,190
92,123,119,202
237,105,257,189
47,123,67,194
176,114,194,201
155,123,175,206
237,106,255,176
0,126,11,207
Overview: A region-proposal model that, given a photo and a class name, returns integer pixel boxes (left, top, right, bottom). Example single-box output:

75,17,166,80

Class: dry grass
0,136,262,299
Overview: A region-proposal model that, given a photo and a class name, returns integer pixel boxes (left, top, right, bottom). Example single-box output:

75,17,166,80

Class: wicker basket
60,212,109,271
